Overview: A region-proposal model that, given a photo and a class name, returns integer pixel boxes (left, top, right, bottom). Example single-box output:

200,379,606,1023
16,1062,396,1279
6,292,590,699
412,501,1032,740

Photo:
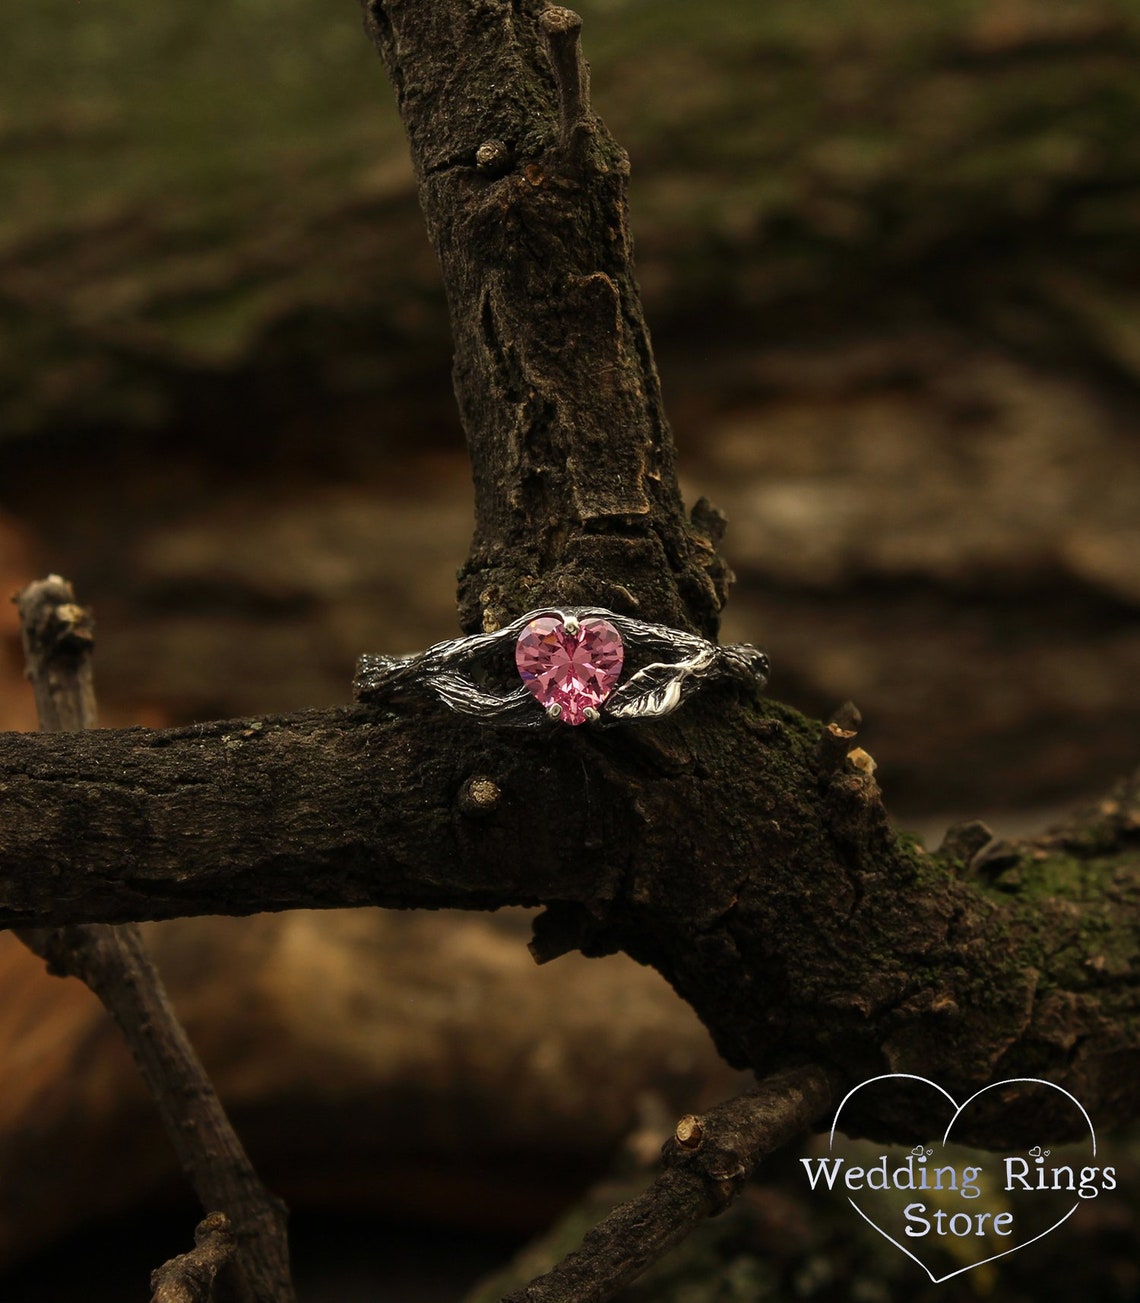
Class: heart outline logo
828,1073,1096,1284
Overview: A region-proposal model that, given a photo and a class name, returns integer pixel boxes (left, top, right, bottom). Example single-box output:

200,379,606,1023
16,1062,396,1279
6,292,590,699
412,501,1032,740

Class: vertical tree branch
12,577,294,1303
361,0,733,636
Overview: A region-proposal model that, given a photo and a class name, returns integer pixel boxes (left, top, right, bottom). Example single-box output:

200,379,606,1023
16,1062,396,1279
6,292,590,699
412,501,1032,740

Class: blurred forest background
1,0,1138,1299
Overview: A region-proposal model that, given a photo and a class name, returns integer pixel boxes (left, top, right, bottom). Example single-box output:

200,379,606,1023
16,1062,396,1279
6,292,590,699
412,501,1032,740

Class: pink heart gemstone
515,614,624,725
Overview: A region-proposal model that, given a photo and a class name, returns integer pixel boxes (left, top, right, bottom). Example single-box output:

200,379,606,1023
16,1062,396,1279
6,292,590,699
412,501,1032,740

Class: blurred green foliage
3,0,1140,439
3,0,393,216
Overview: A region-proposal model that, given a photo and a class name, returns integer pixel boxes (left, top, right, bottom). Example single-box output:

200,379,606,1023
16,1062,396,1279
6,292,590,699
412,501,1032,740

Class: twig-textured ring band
353,607,769,728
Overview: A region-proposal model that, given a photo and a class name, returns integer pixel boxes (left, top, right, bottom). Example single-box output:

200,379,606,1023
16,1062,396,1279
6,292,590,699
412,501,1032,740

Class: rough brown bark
0,690,1136,1148
150,1213,235,1303
8,1,1140,815
14,576,98,731
360,0,730,637
351,1,1140,1149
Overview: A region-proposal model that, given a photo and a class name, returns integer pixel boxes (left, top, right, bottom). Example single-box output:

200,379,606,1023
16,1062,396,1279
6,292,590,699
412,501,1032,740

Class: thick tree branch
11,578,294,1303
0,690,1135,1148
360,0,731,636
501,1066,836,1302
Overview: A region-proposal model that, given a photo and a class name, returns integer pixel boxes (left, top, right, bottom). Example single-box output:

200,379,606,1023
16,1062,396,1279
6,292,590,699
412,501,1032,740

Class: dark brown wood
11,578,294,1303
0,694,1136,1150
360,0,731,637
539,8,590,156
151,1213,235,1303
0,909,739,1271
24,922,294,1303
499,1066,836,1303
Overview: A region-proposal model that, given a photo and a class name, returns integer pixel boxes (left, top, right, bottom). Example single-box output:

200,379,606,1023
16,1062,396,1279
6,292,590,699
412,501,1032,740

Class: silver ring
353,607,769,728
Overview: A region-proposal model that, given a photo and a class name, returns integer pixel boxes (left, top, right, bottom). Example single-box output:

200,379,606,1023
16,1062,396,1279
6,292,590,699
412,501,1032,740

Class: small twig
14,574,97,730
502,1064,835,1303
12,577,294,1303
150,1213,235,1303
539,6,591,156
814,700,861,778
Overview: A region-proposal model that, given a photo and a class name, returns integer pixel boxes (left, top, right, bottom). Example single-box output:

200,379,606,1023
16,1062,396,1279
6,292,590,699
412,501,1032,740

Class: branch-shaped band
353,607,769,727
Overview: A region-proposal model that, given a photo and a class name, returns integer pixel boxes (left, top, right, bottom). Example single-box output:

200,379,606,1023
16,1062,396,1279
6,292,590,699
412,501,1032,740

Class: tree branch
501,1066,836,1302
11,577,294,1303
150,1213,235,1303
0,685,1135,1148
357,0,1140,1149
360,0,731,636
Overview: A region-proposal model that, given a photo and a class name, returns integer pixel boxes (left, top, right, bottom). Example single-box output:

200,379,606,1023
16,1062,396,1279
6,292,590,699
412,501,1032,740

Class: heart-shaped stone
515,614,624,725
816,1074,1099,1283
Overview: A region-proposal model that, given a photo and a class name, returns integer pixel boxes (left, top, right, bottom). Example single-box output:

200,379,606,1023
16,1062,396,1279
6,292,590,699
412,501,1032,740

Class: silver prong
546,702,563,720
582,707,600,723
563,616,580,635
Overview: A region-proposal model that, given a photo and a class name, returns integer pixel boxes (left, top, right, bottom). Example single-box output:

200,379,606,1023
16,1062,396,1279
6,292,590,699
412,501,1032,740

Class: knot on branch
474,138,512,175
663,1116,749,1213
815,700,862,779
811,701,894,852
539,6,593,160
661,1068,837,1216
150,1213,234,1303
14,575,94,659
529,900,622,964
